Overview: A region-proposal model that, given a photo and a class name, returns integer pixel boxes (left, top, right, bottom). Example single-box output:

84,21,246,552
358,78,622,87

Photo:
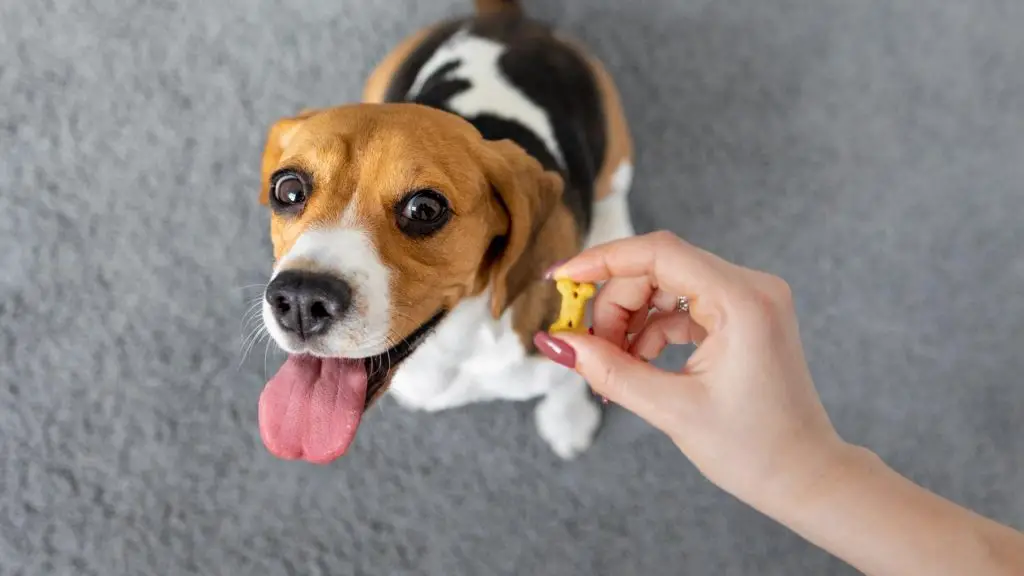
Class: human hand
534,231,852,511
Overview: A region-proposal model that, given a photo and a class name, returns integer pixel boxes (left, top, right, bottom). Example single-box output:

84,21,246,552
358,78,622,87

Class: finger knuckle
767,276,794,307
735,293,773,328
649,230,682,249
744,272,790,309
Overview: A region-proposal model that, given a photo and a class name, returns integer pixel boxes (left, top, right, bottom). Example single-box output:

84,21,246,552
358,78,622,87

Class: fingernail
542,259,568,279
533,331,577,368
587,326,594,335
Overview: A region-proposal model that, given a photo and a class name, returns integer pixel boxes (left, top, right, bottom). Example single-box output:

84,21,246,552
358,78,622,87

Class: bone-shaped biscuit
548,278,595,334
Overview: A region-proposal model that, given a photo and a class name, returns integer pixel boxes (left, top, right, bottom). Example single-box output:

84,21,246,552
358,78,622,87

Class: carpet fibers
1,0,1022,574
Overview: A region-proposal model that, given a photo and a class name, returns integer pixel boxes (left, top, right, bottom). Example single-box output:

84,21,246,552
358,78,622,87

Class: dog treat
549,278,595,333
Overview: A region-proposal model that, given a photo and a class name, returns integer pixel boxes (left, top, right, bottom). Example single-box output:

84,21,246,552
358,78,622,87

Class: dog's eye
274,174,306,204
396,190,450,237
271,171,309,209
402,191,446,221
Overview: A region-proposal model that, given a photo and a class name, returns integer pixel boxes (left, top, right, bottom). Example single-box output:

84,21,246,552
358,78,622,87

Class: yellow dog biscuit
548,278,595,333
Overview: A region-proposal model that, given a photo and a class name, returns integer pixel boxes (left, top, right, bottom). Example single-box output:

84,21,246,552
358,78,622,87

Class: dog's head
255,103,572,463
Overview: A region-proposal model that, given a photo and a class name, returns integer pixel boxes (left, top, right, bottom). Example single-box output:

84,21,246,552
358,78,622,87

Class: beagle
257,0,635,464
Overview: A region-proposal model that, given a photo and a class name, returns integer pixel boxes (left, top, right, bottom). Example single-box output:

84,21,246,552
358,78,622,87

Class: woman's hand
536,231,1024,575
534,231,849,510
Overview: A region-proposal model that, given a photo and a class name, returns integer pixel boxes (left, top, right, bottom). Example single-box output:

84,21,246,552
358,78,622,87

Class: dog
256,0,635,464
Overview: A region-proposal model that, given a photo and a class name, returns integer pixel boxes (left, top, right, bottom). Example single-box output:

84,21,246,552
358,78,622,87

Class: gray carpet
2,0,1022,574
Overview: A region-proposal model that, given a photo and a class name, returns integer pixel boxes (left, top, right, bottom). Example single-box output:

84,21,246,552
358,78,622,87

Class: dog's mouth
361,311,447,407
257,311,446,464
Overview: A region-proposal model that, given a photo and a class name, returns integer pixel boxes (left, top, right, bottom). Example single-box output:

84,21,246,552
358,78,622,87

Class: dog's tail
474,0,521,15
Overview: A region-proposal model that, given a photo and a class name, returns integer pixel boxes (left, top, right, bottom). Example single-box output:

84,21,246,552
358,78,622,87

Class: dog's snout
266,270,353,339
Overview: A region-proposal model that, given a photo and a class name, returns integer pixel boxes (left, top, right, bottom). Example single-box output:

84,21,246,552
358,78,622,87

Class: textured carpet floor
2,0,1022,574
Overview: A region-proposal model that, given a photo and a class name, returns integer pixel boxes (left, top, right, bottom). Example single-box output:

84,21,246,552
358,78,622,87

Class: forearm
765,444,1024,576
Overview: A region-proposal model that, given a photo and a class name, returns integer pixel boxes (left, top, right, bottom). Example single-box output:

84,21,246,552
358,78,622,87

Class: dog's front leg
534,368,602,460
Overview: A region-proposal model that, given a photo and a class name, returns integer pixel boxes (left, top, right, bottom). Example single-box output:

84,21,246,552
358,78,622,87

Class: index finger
551,231,739,327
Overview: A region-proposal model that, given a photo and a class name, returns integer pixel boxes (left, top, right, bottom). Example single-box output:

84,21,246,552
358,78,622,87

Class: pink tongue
258,355,367,464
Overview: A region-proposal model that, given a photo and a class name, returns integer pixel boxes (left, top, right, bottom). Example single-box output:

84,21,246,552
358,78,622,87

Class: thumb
541,331,703,431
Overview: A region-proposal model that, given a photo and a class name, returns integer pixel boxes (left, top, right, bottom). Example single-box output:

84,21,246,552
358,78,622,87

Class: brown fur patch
509,204,579,350
477,139,574,319
474,0,520,15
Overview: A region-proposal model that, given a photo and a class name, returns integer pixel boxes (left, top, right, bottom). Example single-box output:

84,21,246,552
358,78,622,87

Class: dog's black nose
265,270,353,339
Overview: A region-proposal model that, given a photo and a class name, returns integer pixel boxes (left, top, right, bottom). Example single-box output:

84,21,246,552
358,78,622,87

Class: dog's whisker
239,332,255,358
240,318,262,340
239,335,257,368
239,299,266,334
238,317,262,344
240,313,262,337
239,325,269,368
381,334,406,382
263,338,276,382
242,298,263,317
238,295,269,345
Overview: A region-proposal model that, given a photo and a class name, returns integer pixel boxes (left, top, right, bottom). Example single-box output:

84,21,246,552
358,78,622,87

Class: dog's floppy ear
258,108,323,205
479,139,576,319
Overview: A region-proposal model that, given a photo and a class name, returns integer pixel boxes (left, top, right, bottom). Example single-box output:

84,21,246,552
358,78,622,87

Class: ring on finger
675,295,690,313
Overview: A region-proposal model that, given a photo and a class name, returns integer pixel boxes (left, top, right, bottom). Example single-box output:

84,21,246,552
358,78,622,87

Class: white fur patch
406,29,565,167
387,292,601,459
389,294,540,411
262,224,392,358
587,161,635,247
611,161,634,197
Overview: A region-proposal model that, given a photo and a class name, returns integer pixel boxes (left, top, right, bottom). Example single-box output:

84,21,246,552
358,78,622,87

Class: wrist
753,439,874,522
750,443,1024,575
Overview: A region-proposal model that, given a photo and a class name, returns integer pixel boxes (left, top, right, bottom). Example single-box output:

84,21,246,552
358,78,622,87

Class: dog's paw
534,381,601,460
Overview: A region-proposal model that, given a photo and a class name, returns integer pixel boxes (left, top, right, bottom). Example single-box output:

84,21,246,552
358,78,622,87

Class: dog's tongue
258,355,367,464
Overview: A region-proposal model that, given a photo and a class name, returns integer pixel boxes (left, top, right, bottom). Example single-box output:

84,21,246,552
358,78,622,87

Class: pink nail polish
533,331,576,368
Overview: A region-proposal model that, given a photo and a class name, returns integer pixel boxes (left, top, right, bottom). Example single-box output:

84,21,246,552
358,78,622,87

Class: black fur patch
382,14,606,234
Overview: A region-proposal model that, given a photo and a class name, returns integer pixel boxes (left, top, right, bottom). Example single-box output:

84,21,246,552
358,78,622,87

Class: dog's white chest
406,30,565,166
387,294,557,411
386,293,601,460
